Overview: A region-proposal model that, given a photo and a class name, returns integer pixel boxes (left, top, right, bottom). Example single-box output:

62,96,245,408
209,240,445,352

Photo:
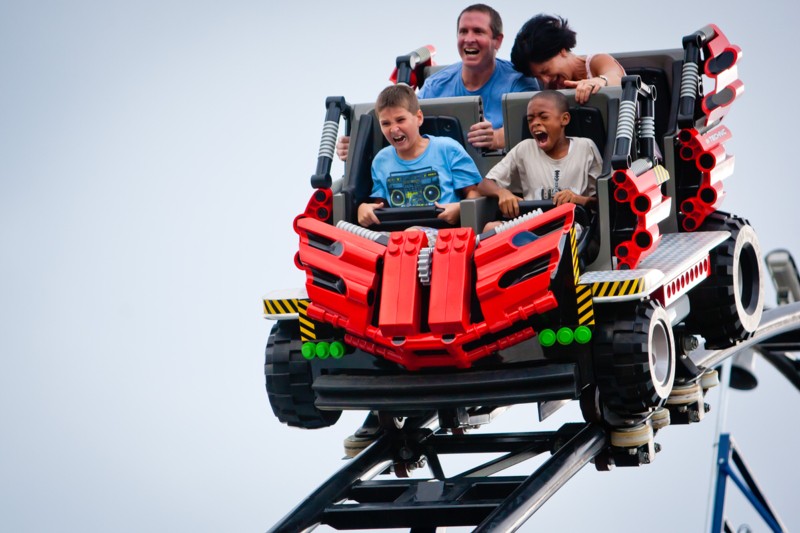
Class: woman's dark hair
511,14,577,76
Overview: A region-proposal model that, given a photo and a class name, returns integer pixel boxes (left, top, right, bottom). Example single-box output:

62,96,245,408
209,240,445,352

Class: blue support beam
710,433,786,533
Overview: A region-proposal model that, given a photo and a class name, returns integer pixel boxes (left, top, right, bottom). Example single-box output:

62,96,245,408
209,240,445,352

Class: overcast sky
1,1,798,532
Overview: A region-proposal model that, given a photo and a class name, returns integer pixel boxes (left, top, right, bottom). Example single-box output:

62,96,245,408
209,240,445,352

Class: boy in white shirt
478,90,601,228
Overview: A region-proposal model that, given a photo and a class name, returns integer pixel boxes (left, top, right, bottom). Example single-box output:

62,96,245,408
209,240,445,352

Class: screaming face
457,11,502,72
526,95,570,156
378,105,426,160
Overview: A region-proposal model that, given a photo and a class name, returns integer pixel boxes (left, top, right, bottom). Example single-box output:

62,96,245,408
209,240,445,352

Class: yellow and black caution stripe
263,297,306,316
570,227,594,326
576,284,595,325
263,298,316,341
591,277,643,298
653,165,670,185
297,301,316,342
569,226,580,285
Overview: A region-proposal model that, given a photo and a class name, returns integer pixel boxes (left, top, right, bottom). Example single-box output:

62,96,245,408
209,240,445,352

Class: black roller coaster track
268,302,800,533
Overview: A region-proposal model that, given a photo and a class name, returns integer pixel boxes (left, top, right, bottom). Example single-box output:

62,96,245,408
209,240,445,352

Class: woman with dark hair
511,14,625,104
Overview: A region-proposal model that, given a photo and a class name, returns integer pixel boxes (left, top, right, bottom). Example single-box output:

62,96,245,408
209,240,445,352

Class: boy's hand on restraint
357,201,384,227
435,202,461,225
497,189,522,219
553,190,583,206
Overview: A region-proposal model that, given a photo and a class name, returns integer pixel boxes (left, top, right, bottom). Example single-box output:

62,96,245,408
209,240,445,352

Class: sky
1,1,798,532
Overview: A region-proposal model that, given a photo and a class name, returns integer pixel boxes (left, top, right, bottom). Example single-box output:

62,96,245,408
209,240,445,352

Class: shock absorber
311,96,351,189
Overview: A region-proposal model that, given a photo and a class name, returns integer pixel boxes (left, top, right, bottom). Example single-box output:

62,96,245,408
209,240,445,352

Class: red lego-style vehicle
262,25,764,448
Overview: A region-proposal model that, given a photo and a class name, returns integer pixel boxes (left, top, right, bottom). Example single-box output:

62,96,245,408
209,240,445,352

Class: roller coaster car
263,25,764,434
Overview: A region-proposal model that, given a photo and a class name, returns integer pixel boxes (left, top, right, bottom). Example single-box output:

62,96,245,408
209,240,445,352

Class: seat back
613,49,683,147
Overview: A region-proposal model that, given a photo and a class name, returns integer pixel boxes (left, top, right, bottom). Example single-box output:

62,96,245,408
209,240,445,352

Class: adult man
418,3,540,150
336,4,539,160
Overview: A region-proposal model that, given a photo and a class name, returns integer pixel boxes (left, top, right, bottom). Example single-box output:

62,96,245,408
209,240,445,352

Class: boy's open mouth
392,133,407,144
533,130,549,146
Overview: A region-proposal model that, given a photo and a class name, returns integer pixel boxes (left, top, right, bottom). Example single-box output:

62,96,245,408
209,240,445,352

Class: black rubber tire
265,321,342,429
687,213,764,349
593,300,676,417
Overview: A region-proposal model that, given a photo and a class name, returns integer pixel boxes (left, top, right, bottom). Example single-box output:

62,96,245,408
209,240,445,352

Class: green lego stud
574,325,592,344
539,328,556,347
301,342,316,360
315,341,330,359
300,342,317,360
556,327,574,345
330,341,345,359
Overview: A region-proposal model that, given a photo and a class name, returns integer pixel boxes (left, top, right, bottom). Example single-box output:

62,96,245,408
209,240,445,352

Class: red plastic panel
650,254,711,307
702,79,744,126
295,209,575,370
294,188,333,223
612,167,671,269
428,228,475,334
474,204,573,331
677,126,736,231
698,25,743,128
294,217,386,337
378,231,429,337
703,25,742,78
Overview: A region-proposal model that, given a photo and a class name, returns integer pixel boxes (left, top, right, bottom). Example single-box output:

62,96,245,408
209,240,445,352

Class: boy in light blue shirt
358,84,482,228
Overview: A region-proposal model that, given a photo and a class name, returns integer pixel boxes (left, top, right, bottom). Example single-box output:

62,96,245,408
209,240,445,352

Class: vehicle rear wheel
687,213,764,349
265,320,342,429
594,300,676,417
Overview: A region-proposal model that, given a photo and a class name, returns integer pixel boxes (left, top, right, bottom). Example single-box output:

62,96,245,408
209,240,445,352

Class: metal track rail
268,421,605,532
691,302,800,371
269,302,800,532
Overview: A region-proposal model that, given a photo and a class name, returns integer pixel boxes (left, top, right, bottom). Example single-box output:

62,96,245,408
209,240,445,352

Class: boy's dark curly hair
511,14,577,76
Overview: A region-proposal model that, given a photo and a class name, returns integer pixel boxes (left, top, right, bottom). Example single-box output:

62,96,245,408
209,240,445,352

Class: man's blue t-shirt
418,58,540,129
370,135,481,206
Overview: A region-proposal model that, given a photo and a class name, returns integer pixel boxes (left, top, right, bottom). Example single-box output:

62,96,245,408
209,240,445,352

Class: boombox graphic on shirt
386,167,442,207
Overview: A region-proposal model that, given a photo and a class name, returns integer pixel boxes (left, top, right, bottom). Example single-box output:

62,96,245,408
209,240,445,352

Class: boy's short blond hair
375,85,421,115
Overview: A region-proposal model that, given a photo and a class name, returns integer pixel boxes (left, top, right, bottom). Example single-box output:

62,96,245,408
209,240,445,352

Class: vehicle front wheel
593,300,676,418
265,320,342,429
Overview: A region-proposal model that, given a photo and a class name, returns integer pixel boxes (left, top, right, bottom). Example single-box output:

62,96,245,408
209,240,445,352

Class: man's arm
336,136,350,161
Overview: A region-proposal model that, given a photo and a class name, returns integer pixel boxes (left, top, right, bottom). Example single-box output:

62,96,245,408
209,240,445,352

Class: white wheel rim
648,306,676,399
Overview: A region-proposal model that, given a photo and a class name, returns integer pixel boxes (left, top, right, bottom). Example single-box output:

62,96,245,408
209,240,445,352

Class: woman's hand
563,77,603,104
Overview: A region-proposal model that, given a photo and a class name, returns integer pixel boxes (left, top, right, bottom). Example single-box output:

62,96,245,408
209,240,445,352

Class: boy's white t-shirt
486,137,602,200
